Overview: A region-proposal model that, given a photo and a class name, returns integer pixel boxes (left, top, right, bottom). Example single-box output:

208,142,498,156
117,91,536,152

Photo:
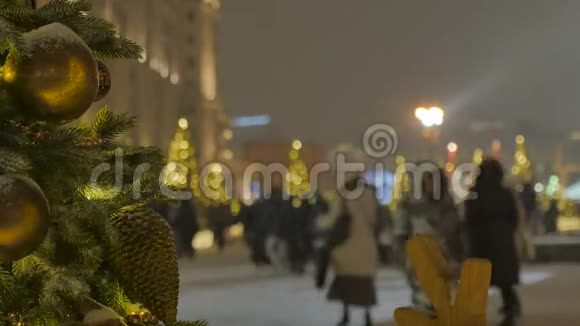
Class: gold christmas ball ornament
0,175,50,262
1,23,99,122
94,60,111,102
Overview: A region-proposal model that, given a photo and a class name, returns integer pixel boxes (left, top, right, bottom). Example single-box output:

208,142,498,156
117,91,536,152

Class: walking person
520,182,542,235
207,204,232,252
466,159,521,326
544,198,559,234
393,167,463,309
282,198,312,274
316,173,383,326
175,198,199,259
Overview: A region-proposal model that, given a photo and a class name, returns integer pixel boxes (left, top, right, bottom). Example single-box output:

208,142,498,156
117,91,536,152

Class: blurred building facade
36,0,228,156
240,141,332,197
196,0,231,165
87,0,199,151
242,142,327,166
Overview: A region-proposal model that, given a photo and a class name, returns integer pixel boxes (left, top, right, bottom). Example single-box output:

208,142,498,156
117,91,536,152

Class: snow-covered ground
177,266,552,326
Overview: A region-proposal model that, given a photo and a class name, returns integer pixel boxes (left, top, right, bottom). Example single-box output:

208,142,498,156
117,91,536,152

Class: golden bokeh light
292,139,303,151
178,118,189,129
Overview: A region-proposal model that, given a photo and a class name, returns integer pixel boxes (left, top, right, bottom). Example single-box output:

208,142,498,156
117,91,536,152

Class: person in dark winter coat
279,198,316,274
207,204,232,251
544,198,559,234
239,202,268,264
465,159,521,326
174,199,199,259
245,190,285,265
248,188,291,268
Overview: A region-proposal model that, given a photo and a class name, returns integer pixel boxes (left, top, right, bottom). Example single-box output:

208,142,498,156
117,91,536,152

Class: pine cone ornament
110,206,179,325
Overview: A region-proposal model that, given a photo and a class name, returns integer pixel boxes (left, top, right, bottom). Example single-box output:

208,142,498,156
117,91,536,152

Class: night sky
217,0,580,161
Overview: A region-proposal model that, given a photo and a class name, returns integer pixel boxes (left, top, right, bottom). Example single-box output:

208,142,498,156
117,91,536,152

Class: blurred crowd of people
153,157,560,326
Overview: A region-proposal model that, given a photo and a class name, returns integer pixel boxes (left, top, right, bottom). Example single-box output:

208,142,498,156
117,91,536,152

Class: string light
292,139,303,150
149,57,159,70
223,128,233,141
138,50,147,63
170,72,180,85
222,149,234,160
160,65,169,79
178,118,189,129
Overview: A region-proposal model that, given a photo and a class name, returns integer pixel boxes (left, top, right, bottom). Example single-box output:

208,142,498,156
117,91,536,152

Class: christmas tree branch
92,107,136,140
37,0,91,20
0,17,30,59
0,147,32,173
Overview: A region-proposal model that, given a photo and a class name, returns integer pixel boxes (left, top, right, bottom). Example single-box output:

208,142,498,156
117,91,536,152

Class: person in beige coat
316,175,383,326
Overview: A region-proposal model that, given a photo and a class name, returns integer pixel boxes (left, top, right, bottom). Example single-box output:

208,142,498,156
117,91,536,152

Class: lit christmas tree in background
164,118,195,189
286,139,311,207
204,163,230,207
512,134,532,178
390,155,409,211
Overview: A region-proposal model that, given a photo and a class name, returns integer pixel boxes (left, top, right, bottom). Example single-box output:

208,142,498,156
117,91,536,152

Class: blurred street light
415,106,444,127
447,142,458,153
415,106,444,160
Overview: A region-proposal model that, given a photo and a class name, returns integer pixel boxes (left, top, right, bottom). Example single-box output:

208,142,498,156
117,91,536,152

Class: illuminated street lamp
415,106,445,160
415,106,444,127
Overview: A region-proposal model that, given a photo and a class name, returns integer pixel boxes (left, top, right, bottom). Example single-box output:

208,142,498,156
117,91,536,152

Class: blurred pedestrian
520,182,542,235
174,198,199,259
239,202,268,265
394,167,463,309
250,202,273,265
376,205,393,264
207,204,232,252
263,187,291,271
466,159,521,326
544,198,559,234
316,174,382,326
280,197,314,274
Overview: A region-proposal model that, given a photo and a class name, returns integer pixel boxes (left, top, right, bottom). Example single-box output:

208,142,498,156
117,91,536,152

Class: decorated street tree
512,134,532,178
390,155,408,211
286,140,310,208
203,163,230,207
164,117,202,197
0,1,204,325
